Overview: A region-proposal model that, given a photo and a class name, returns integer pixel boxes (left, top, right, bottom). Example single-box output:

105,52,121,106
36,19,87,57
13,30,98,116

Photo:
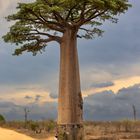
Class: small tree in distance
24,107,30,128
0,114,6,126
132,104,136,121
3,0,131,139
0,114,5,123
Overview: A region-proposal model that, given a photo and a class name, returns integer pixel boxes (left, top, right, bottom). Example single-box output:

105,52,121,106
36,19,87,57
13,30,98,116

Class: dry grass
84,120,140,140
0,120,56,139
1,120,140,139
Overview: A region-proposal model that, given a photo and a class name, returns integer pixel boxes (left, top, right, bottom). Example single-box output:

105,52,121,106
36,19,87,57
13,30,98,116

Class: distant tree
0,114,5,122
24,107,30,127
132,104,136,121
3,0,131,139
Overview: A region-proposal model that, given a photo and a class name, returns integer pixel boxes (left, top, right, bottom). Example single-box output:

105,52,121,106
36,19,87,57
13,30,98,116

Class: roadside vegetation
0,114,5,125
85,120,140,140
0,119,56,139
1,119,140,139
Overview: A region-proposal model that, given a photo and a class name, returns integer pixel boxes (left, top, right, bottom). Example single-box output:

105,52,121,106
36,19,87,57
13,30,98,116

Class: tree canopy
3,0,131,55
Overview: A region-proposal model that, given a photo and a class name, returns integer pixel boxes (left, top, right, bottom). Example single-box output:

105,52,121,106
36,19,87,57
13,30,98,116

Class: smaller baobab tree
132,104,137,121
3,0,131,139
24,107,30,127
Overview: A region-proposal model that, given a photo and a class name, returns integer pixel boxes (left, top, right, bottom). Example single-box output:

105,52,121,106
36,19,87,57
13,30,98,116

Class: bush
0,114,5,124
46,120,56,132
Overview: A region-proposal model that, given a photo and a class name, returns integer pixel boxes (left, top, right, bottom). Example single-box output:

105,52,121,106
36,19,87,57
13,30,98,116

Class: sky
0,0,140,121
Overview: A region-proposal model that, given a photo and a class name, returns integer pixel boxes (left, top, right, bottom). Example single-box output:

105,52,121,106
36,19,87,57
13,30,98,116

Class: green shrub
46,120,56,132
30,122,39,131
0,114,5,122
0,114,6,125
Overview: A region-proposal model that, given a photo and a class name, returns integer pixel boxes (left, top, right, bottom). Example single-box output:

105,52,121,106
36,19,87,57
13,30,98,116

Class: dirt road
0,127,54,140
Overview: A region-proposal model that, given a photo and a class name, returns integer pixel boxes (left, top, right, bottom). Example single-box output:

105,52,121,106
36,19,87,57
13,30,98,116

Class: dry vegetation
1,120,140,140
85,120,140,140
0,120,56,139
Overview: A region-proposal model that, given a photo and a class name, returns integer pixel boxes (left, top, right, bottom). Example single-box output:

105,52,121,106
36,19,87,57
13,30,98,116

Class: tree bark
58,28,83,140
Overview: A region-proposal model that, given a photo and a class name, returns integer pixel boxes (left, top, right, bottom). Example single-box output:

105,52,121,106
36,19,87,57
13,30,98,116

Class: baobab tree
24,107,30,127
132,104,137,121
3,0,131,139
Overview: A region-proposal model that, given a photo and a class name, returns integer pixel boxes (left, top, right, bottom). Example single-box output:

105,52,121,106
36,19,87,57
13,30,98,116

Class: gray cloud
24,95,33,100
91,81,114,88
0,0,140,93
0,101,57,121
24,94,43,102
0,84,140,121
35,95,42,102
0,101,19,108
49,92,58,99
84,84,140,121
117,84,140,103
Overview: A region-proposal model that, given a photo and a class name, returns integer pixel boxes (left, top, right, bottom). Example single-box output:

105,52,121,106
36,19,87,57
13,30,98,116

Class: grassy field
1,120,140,140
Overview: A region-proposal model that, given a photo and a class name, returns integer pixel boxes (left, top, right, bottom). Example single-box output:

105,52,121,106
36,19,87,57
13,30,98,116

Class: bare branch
79,28,93,33
46,24,64,33
30,29,61,43
77,34,82,38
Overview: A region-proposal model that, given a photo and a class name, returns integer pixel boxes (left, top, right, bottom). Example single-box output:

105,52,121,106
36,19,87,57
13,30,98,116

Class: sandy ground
0,127,54,140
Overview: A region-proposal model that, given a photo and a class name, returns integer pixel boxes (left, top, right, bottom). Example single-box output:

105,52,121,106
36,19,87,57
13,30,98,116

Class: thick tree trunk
57,28,83,140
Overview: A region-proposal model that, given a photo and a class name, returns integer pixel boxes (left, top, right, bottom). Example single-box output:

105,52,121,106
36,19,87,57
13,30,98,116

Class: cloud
0,88,56,105
49,92,58,99
0,0,34,17
24,95,33,100
1,0,140,94
0,0,17,17
25,94,43,102
0,83,140,121
0,101,18,108
117,84,140,102
84,83,140,121
0,101,57,121
82,76,140,98
35,95,42,102
91,81,114,88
